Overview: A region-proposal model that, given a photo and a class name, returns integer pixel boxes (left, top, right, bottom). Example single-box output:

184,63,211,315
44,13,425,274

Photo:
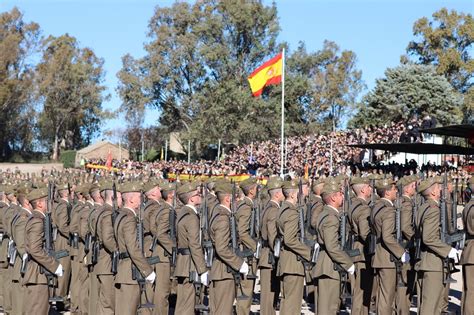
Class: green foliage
145,148,159,161
60,150,77,168
406,8,473,94
349,64,463,128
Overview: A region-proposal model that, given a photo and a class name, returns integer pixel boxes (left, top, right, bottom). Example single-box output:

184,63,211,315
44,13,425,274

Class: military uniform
461,192,474,314
69,198,84,314
78,199,93,315
0,196,10,310
2,200,19,314
276,185,311,315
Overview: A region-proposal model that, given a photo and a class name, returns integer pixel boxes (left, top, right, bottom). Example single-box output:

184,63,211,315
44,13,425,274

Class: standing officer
174,182,208,315
415,177,459,314
258,177,283,315
348,176,373,315
23,187,64,315
209,182,249,314
0,184,11,311
235,177,258,315
276,179,312,315
461,176,474,314
314,178,355,314
113,182,156,315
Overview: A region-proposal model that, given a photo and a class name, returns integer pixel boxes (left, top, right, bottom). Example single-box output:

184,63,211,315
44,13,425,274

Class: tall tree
405,8,473,94
0,7,40,158
350,64,463,128
36,34,109,160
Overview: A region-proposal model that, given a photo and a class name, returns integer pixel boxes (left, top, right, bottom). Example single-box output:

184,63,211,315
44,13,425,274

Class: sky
1,0,472,141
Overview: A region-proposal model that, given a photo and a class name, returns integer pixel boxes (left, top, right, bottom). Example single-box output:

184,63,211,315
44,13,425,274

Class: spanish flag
248,52,283,97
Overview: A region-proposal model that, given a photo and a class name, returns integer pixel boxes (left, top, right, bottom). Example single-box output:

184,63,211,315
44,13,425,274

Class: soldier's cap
281,179,299,190
160,181,176,192
177,182,200,196
89,183,101,194
368,174,383,180
417,176,443,194
16,183,34,196
214,182,235,195
27,187,48,202
99,179,113,192
239,177,257,190
312,178,325,186
55,180,70,191
119,181,143,194
397,175,417,187
374,178,396,190
266,177,283,191
142,179,161,193
4,184,16,195
350,177,370,186
77,183,91,195
321,179,342,196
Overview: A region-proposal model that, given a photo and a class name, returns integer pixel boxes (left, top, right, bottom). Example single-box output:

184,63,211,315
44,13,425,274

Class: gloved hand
55,264,64,277
347,264,355,275
401,252,410,263
200,271,209,286
448,248,459,263
22,253,28,261
146,271,156,283
239,261,249,276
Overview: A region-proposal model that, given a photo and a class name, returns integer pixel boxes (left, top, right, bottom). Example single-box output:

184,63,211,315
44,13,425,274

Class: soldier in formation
0,167,471,315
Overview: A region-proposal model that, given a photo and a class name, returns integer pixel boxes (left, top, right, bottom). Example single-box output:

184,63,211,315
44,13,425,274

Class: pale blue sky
1,0,472,140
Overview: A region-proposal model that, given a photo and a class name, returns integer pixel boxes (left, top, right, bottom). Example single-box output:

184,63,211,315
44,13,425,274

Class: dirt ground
0,163,63,175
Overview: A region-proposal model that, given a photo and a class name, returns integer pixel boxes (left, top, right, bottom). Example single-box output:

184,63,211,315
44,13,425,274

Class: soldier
314,178,355,314
276,179,312,315
23,187,64,315
209,182,249,314
235,177,258,315
415,177,459,314
0,184,10,311
150,181,177,315
348,176,373,315
258,177,283,315
461,176,474,314
174,182,208,315
10,185,33,315
113,182,156,315
53,181,72,308
395,175,417,315
94,180,119,315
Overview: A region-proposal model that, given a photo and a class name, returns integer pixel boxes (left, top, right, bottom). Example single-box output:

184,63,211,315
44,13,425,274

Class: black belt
466,234,474,241
177,248,190,255
144,232,153,237
119,252,130,259
262,240,270,248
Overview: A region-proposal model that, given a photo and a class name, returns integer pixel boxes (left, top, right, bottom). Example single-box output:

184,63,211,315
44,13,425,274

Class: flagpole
280,48,285,178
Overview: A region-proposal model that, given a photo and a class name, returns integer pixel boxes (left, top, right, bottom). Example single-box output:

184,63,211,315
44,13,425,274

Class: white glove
55,264,64,277
22,253,28,261
239,261,249,276
347,264,355,275
146,271,156,283
400,252,410,264
200,271,209,286
448,248,459,263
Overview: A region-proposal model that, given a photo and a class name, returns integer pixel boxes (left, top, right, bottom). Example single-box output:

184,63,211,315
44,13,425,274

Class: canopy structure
420,124,474,139
348,143,474,155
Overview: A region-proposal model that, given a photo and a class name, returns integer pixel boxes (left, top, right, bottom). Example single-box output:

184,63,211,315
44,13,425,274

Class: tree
349,64,462,128
405,8,473,94
36,34,109,160
0,7,40,158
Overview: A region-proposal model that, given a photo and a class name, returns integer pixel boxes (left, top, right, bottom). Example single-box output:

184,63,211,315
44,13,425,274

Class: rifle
252,185,262,260
170,183,177,269
45,181,67,304
134,190,155,310
394,184,406,287
200,184,213,268
440,174,459,284
230,183,250,300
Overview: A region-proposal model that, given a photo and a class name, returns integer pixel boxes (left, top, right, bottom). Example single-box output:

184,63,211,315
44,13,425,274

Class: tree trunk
52,131,60,161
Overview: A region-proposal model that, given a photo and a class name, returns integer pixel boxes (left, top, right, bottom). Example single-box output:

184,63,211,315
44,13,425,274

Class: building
75,141,129,167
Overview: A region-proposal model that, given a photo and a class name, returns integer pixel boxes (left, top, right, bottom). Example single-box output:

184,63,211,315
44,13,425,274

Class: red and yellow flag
248,53,283,97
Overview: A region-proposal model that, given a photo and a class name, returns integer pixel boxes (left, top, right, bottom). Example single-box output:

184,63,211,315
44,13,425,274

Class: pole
188,139,191,164
119,136,122,162
217,139,221,161
141,129,144,162
329,105,335,173
284,137,288,169
280,48,285,178
165,139,168,162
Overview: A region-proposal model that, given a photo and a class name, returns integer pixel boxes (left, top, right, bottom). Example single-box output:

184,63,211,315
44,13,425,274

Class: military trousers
114,283,140,315
1,266,12,314
88,268,98,315
57,254,71,300
395,263,411,315
280,274,304,315
317,276,340,314
11,280,24,315
236,276,255,315
175,277,197,315
352,261,374,315
97,274,115,315
210,279,235,315
78,263,89,314
260,267,279,315
375,268,397,315
24,284,49,315
153,262,171,315
462,265,474,315
419,271,446,315
70,257,80,313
